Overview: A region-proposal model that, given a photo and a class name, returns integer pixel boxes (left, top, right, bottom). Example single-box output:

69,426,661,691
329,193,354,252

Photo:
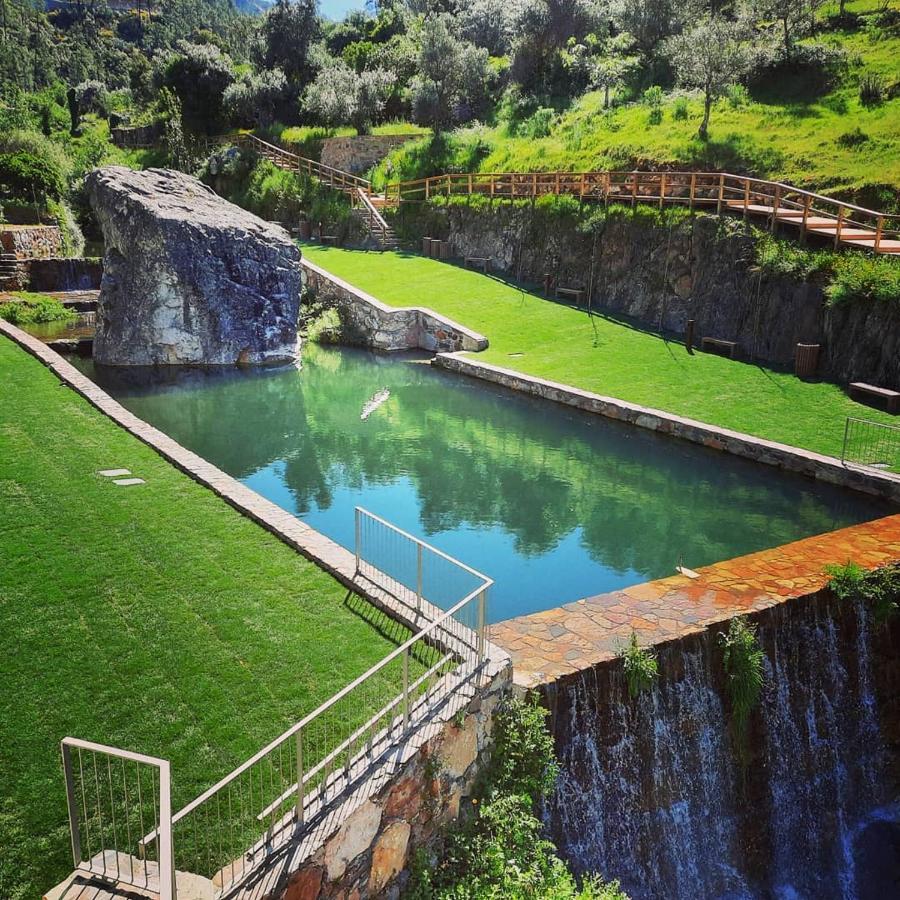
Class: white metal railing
130,509,491,896
842,416,900,472
61,738,174,900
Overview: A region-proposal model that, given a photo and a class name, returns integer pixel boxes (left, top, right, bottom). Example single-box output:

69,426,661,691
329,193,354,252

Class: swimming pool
76,345,894,622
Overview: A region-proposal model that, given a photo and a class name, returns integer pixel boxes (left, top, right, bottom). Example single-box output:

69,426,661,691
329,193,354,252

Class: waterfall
545,595,899,899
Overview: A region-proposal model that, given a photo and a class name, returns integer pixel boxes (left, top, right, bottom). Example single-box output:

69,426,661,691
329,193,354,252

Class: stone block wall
110,123,162,148
394,202,900,389
279,665,511,900
0,225,63,259
320,136,416,175
302,259,487,353
27,257,103,291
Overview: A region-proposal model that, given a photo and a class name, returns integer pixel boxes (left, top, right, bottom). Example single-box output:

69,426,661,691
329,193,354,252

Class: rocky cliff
401,202,900,388
87,166,302,366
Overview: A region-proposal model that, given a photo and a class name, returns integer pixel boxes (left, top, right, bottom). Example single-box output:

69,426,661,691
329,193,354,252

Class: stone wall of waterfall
544,593,900,900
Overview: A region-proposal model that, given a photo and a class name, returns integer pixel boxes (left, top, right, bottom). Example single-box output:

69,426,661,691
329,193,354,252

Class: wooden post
490,174,495,200
716,174,725,215
743,179,750,218
580,172,586,200
659,173,666,210
426,178,431,201
689,174,696,211
468,173,473,195
771,185,781,232
875,216,883,252
801,194,811,242
631,172,637,207
834,206,844,249
685,319,695,354
532,172,538,197
555,171,561,195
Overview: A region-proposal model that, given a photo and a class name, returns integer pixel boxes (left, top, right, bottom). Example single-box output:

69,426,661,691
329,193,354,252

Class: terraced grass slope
302,244,899,459
0,337,409,899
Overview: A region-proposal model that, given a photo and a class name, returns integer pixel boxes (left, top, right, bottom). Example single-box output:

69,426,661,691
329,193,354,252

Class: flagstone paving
491,512,900,688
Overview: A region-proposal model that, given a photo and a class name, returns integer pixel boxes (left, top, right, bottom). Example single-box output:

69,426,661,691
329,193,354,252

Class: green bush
672,97,689,120
619,632,658,698
836,126,869,148
825,254,900,306
0,293,76,326
826,562,900,625
517,107,555,139
0,151,66,201
719,616,764,756
754,232,834,280
406,693,628,900
859,72,884,106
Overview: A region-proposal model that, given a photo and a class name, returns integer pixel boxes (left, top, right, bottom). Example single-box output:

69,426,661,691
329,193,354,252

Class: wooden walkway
214,135,900,255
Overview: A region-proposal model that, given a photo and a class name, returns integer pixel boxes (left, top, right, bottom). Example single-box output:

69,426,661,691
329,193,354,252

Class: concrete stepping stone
113,478,145,486
98,468,131,477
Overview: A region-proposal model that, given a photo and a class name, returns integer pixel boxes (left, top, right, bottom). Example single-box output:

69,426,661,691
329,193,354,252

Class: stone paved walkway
491,513,900,688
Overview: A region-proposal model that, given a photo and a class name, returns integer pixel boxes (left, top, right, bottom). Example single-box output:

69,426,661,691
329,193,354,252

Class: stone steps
350,207,400,250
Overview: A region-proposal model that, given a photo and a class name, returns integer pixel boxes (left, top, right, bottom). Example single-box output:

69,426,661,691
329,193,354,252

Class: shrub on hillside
825,254,900,307
859,73,884,107
749,41,848,96
0,151,66,202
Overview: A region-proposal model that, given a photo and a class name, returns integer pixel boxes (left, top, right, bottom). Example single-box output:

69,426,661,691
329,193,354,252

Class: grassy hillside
374,2,900,207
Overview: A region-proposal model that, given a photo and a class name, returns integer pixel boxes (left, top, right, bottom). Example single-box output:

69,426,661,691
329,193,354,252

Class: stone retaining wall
27,257,103,291
320,135,415,175
433,352,900,504
396,203,900,389
302,259,488,353
277,666,511,900
0,225,63,259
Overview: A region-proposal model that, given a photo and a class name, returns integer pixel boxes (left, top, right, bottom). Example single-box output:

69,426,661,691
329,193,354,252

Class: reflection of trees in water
88,347,887,577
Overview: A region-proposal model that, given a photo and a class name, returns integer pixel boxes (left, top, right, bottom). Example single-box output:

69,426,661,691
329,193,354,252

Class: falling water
546,595,899,899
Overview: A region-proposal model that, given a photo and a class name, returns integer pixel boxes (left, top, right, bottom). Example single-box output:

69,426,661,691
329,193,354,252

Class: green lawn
302,244,898,459
0,337,411,899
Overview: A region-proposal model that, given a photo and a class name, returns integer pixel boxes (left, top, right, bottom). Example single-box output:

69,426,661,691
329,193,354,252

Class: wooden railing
211,133,371,192
385,171,900,253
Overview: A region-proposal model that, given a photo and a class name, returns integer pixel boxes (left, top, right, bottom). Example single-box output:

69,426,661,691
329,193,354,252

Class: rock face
87,166,301,366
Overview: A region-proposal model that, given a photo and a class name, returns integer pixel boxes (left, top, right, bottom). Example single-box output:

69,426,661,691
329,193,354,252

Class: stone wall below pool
302,258,487,353
1,225,63,259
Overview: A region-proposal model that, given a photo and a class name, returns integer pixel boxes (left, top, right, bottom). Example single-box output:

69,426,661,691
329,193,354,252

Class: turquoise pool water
76,346,893,622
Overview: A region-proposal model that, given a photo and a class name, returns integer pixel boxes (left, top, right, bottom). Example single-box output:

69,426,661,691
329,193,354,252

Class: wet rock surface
87,166,301,366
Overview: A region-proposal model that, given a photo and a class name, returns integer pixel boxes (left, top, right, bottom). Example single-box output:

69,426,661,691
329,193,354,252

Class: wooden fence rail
385,171,900,254
205,133,899,254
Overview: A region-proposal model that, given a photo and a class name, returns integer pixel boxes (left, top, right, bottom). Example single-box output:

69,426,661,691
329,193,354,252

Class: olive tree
410,15,490,133
224,68,288,129
753,0,827,57
304,61,395,134
663,15,752,139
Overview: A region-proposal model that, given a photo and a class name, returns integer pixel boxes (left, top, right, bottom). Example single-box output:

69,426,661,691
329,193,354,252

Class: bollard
685,319,695,354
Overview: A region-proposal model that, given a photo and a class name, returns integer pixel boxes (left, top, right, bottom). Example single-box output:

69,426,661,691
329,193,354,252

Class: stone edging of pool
433,352,900,503
491,513,900,688
0,318,510,671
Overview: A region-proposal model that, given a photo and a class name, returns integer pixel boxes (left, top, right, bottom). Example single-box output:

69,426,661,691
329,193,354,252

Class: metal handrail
137,508,492,894
61,738,175,900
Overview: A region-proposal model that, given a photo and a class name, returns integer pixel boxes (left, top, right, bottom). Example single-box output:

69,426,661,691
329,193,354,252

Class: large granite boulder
86,166,301,366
